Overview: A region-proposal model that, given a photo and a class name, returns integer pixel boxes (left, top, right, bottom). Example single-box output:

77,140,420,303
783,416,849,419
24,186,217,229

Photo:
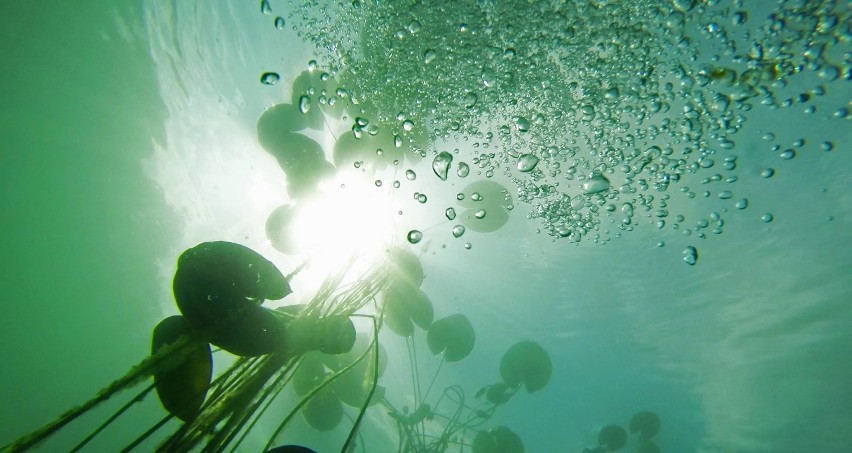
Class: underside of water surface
1,0,850,452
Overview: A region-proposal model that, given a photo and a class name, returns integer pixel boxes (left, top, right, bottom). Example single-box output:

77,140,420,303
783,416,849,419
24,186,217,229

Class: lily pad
598,424,627,451
292,351,326,397
266,446,317,453
485,382,513,405
257,103,312,151
302,385,343,432
383,282,433,337
151,316,211,422
629,411,661,439
472,426,524,453
266,204,299,255
387,248,424,288
173,242,291,356
457,180,513,233
499,341,552,393
332,125,402,172
426,314,475,362
317,315,356,355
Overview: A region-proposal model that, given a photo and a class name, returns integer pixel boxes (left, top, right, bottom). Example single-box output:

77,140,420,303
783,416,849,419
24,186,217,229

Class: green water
1,0,850,452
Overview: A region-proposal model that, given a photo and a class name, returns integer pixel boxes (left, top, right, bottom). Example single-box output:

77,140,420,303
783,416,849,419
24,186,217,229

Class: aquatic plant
582,411,663,453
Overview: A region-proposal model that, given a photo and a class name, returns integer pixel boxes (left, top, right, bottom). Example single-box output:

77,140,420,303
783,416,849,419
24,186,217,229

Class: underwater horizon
1,0,850,452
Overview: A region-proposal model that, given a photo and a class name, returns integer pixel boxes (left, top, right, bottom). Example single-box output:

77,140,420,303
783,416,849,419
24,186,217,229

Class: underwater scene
1,0,850,452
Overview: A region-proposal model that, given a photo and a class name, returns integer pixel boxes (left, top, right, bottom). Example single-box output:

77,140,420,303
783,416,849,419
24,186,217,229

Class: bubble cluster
281,0,848,246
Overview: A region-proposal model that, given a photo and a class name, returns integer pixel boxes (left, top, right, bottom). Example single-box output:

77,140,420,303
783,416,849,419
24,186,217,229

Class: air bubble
683,246,698,266
432,151,453,180
407,230,423,244
517,154,539,172
260,72,280,85
452,225,465,238
445,208,456,220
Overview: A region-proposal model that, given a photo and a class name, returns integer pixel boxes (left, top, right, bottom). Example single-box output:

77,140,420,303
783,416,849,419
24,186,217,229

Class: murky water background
1,1,850,452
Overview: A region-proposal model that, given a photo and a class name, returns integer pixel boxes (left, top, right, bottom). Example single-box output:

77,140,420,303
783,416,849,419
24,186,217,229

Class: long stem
2,336,196,453
341,316,380,453
68,382,157,453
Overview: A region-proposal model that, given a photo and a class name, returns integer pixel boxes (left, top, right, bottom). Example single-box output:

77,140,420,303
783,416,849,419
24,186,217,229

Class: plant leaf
499,341,552,393
151,316,211,422
629,411,661,439
426,314,475,362
598,424,627,451
472,426,524,453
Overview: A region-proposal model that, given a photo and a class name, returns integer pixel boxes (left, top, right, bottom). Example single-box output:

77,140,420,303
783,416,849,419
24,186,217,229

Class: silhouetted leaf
499,341,552,393
629,411,661,439
292,352,326,397
266,204,299,255
318,315,356,355
383,282,433,337
486,383,513,405
302,386,343,432
266,446,317,453
257,103,312,150
426,314,475,362
472,426,524,453
151,316,211,422
598,424,627,451
173,242,291,356
387,248,424,288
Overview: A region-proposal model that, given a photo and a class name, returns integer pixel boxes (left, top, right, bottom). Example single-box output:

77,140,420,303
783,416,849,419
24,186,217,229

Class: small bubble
405,169,416,181
736,198,749,210
517,154,539,172
718,191,733,199
464,242,472,250
761,168,775,178
374,180,382,187
821,141,834,151
423,49,437,64
470,192,482,201
456,193,464,201
452,225,466,238
683,246,698,266
417,193,427,203
761,213,774,223
274,17,286,29
445,208,456,220
474,209,486,219
780,149,795,160
260,72,280,85
298,95,311,114
457,162,470,177
407,230,423,244
393,180,400,188
402,120,415,131
432,151,453,180
260,0,271,14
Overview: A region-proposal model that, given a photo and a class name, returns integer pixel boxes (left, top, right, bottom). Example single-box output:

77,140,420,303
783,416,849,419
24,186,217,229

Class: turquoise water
1,1,850,452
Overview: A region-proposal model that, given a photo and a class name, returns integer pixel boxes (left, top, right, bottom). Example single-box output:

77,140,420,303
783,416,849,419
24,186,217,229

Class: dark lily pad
485,383,513,405
173,242,291,356
472,426,524,453
383,281,433,337
598,424,627,451
257,103,312,152
302,385,343,432
499,341,552,393
426,314,475,362
317,315,356,355
266,446,317,453
629,411,661,439
292,352,327,397
151,316,212,422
